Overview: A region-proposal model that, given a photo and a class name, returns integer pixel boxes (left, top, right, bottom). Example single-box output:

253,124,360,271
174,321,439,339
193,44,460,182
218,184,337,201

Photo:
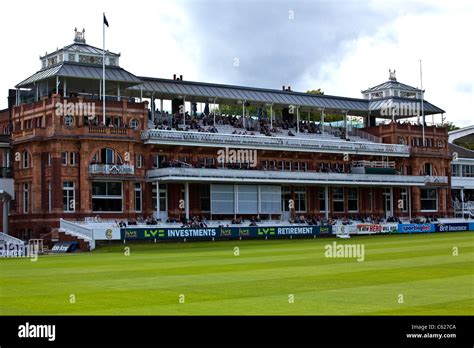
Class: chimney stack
282,85,285,91
173,74,176,80
180,75,183,81
287,86,291,91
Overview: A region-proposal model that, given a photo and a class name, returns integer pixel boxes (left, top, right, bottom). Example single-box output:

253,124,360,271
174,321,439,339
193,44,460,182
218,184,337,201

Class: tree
445,122,460,132
306,89,324,95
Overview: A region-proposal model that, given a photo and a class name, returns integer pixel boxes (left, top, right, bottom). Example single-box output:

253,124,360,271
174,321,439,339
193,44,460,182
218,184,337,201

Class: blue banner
120,225,332,240
397,224,434,233
434,223,470,232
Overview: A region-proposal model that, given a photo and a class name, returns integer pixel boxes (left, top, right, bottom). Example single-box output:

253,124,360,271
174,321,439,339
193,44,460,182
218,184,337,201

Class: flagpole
102,12,106,126
420,59,425,146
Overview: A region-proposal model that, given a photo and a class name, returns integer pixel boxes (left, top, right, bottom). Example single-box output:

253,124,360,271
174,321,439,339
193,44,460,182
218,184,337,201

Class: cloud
0,0,472,127
181,0,395,90
301,0,473,125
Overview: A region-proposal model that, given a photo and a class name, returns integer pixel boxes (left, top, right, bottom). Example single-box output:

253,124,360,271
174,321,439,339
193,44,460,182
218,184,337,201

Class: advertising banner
121,227,220,240
51,242,79,253
434,223,470,233
93,227,121,240
397,224,435,233
120,225,332,240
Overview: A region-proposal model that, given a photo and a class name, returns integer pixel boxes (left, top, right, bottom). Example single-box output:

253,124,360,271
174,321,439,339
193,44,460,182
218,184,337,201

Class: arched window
93,148,123,165
130,119,139,129
64,115,75,127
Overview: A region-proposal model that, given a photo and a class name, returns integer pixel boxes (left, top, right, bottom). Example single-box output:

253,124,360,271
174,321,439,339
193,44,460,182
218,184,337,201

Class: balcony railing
88,126,129,135
142,129,410,156
89,164,134,175
147,167,447,186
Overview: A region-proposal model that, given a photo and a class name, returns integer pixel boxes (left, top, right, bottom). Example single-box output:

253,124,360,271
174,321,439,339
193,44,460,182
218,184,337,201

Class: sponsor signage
434,223,469,232
51,242,79,253
397,223,434,233
120,225,332,240
356,224,382,234
121,227,219,240
93,227,121,240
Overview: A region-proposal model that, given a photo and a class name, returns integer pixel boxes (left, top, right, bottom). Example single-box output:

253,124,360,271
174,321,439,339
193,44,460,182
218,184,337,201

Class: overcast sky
0,0,472,125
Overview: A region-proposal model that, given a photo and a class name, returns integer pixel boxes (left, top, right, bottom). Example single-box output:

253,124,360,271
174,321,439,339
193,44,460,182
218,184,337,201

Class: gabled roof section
369,97,445,115
449,143,474,159
57,42,120,58
362,80,421,94
130,77,370,115
16,62,142,88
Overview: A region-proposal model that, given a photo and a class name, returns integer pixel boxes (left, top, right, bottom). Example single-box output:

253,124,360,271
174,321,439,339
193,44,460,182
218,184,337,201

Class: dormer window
109,57,116,66
42,60,46,68
372,91,383,99
47,56,58,66
79,55,102,65
68,54,76,62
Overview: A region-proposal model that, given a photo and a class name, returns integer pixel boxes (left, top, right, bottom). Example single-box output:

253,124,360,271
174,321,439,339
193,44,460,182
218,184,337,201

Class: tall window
69,152,76,166
136,154,143,168
400,188,408,212
452,164,459,177
152,183,167,213
318,188,326,212
332,188,344,212
294,186,307,212
424,163,433,176
23,183,29,213
200,184,210,212
22,152,29,169
48,182,52,212
63,181,75,212
47,153,51,166
281,186,291,212
368,189,373,212
61,152,68,166
153,155,167,168
347,188,358,212
134,183,142,212
101,148,115,165
420,189,437,212
130,119,139,129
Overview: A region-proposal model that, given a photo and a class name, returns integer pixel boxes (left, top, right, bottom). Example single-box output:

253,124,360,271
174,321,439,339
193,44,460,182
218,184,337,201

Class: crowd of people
288,214,405,225
148,111,347,140
101,213,444,229
115,215,158,227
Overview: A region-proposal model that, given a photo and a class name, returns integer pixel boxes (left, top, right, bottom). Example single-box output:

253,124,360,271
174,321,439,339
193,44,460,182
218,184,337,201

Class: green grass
1,232,473,315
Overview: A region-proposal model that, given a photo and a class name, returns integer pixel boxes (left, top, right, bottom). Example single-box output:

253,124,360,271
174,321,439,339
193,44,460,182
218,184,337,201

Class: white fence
147,167,448,186
0,232,25,246
142,129,410,156
89,164,134,175
60,219,94,240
